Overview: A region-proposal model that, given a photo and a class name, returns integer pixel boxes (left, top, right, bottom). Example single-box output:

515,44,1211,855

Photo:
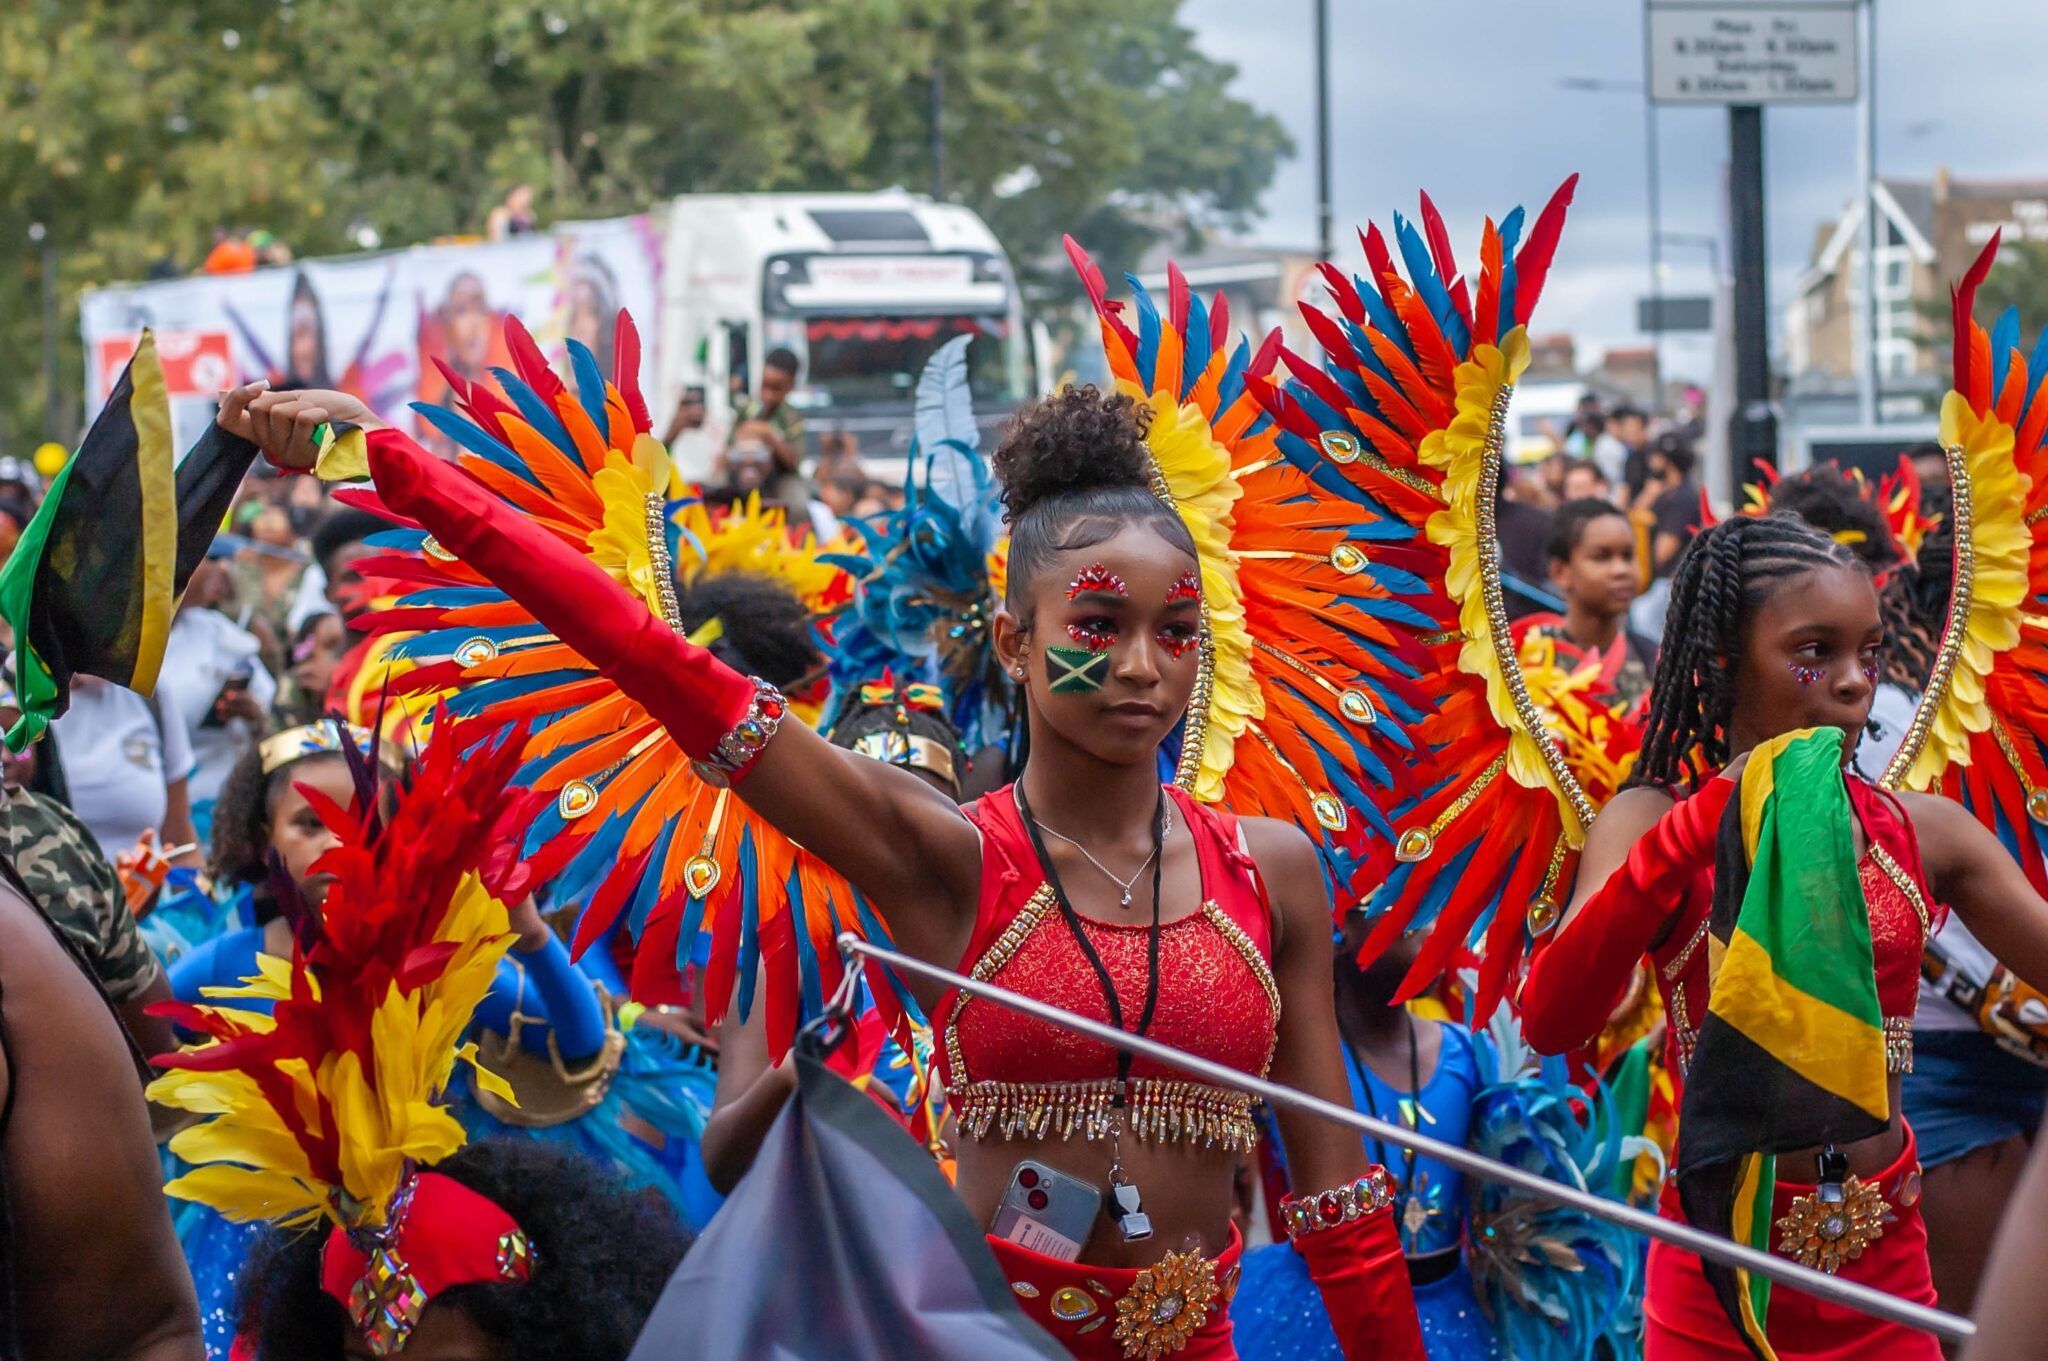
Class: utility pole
1728,105,1776,489
1314,0,1331,262
1645,92,1665,408
1857,0,1881,426
31,220,63,446
929,60,945,201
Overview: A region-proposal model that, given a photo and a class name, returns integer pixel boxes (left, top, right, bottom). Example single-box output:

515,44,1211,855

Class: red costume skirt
987,1226,1244,1360
1645,1126,1940,1360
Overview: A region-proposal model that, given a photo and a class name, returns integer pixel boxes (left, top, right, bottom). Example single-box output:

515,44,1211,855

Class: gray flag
628,1032,1066,1360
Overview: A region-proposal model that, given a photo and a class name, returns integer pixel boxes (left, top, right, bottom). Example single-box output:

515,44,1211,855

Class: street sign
1637,295,1714,333
1647,4,1858,105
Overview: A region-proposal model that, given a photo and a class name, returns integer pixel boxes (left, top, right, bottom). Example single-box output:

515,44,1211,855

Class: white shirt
156,607,278,803
52,680,195,861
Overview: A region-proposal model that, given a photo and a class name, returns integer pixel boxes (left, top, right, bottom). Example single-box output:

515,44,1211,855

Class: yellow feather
1890,392,2031,790
1125,385,1261,801
458,1040,519,1106
165,1164,327,1225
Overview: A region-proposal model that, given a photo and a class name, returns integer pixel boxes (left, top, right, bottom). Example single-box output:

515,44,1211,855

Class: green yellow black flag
0,331,264,749
1676,727,1890,1360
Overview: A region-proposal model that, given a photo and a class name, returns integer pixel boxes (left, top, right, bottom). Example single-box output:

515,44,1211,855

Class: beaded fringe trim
952,1077,1259,1151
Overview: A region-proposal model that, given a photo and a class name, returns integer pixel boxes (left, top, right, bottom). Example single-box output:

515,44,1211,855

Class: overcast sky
1179,0,2048,382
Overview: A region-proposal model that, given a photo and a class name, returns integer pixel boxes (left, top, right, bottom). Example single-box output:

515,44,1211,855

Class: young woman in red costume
1519,510,2048,1358
235,375,1426,1361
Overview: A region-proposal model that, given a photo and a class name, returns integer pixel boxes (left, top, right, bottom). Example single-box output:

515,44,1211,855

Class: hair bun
991,385,1154,522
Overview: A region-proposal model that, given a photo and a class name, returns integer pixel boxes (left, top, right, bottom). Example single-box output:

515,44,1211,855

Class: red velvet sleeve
1520,778,1734,1055
1293,1210,1427,1361
365,429,758,760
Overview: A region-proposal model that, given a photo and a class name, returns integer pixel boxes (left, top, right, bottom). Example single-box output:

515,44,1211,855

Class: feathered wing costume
344,316,896,1059
822,334,1013,755
147,720,546,1356
1881,231,2045,879
1065,239,1447,896
1067,183,1600,1022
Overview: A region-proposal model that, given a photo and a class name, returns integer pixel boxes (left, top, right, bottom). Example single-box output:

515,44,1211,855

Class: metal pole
32,220,62,445
1858,0,1881,426
929,60,945,201
1313,0,1332,263
1644,44,1665,408
838,934,1974,1344
1727,104,1777,492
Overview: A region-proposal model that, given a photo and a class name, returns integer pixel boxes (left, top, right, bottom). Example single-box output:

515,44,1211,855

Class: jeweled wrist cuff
1279,1167,1396,1239
691,678,788,786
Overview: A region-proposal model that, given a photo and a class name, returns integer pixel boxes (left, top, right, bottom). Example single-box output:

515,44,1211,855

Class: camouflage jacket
0,787,165,1002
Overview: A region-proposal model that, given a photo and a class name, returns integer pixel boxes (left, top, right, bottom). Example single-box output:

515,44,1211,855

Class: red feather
1512,174,1580,325
612,312,652,435
1063,235,1137,354
1953,233,2001,412
1473,219,1503,346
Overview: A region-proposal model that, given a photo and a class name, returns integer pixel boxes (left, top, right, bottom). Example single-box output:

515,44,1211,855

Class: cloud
1180,0,2048,373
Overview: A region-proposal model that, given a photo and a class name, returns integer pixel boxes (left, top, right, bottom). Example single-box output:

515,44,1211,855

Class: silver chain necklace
1028,799,1174,907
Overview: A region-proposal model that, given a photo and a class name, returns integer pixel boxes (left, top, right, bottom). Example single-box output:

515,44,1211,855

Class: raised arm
1520,779,1731,1055
362,427,984,967
1905,791,2048,993
0,876,202,1361
1247,818,1425,1361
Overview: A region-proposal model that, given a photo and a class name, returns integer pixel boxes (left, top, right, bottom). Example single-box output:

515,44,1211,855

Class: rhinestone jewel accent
557,779,598,820
1318,430,1362,463
1011,1282,1041,1299
454,636,499,667
2029,790,2048,825
495,1229,534,1281
684,855,722,899
1329,544,1368,575
1338,690,1377,725
1050,1286,1098,1321
1394,827,1435,863
1311,794,1348,832
422,535,456,562
1525,897,1560,935
348,1248,427,1357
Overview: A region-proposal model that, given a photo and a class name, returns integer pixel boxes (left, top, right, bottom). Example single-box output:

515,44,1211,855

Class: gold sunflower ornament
1774,1174,1894,1274
1111,1247,1222,1358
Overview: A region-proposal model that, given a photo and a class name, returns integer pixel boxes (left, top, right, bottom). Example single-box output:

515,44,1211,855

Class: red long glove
1293,1210,1427,1361
365,429,758,761
1520,777,1734,1055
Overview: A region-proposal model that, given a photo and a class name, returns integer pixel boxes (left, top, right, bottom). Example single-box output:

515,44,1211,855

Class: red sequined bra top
933,784,1280,1152
1652,775,1946,1077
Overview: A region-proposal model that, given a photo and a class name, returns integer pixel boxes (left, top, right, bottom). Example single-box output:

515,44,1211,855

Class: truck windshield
774,314,1020,409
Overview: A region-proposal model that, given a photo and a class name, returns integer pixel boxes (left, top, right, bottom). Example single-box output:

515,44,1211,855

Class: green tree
0,0,1287,446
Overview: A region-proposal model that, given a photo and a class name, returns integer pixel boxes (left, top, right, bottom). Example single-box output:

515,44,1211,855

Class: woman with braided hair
1520,513,2048,1357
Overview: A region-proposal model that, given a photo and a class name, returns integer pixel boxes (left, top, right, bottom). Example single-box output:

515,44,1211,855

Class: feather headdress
146,715,550,1353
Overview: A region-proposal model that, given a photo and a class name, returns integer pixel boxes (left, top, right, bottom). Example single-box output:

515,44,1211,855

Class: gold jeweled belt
952,1077,1259,1152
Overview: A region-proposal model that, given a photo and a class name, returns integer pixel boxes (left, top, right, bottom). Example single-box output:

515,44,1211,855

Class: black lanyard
1346,1011,1422,1202
1014,781,1165,1103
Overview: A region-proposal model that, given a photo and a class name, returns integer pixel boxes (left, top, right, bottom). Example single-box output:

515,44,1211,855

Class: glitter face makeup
1156,628,1199,660
1164,570,1201,605
1066,619,1117,653
1789,661,1825,688
1067,564,1128,601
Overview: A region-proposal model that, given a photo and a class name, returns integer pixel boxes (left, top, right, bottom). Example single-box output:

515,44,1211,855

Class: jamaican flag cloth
0,331,263,750
1676,727,1891,1360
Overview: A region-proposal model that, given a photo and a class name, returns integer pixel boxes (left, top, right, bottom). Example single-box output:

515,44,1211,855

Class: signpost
1646,5,1858,104
1637,296,1714,334
1647,0,1859,494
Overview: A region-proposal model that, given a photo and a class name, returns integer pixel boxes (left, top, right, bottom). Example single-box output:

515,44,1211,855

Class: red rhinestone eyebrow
1165,570,1201,605
1067,563,1128,601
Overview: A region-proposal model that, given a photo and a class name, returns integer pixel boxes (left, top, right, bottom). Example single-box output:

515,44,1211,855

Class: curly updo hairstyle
1627,515,1862,790
235,1138,689,1361
991,385,1197,619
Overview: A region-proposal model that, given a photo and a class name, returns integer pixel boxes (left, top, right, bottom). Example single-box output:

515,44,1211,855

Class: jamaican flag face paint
1046,644,1110,695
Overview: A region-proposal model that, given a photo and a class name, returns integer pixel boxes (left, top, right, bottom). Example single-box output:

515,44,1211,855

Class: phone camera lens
1026,1189,1049,1210
1018,1168,1040,1189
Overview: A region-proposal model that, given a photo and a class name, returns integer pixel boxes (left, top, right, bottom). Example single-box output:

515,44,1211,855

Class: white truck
657,190,1034,467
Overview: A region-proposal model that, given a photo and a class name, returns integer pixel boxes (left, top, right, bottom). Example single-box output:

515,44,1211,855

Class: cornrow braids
1627,516,1861,789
